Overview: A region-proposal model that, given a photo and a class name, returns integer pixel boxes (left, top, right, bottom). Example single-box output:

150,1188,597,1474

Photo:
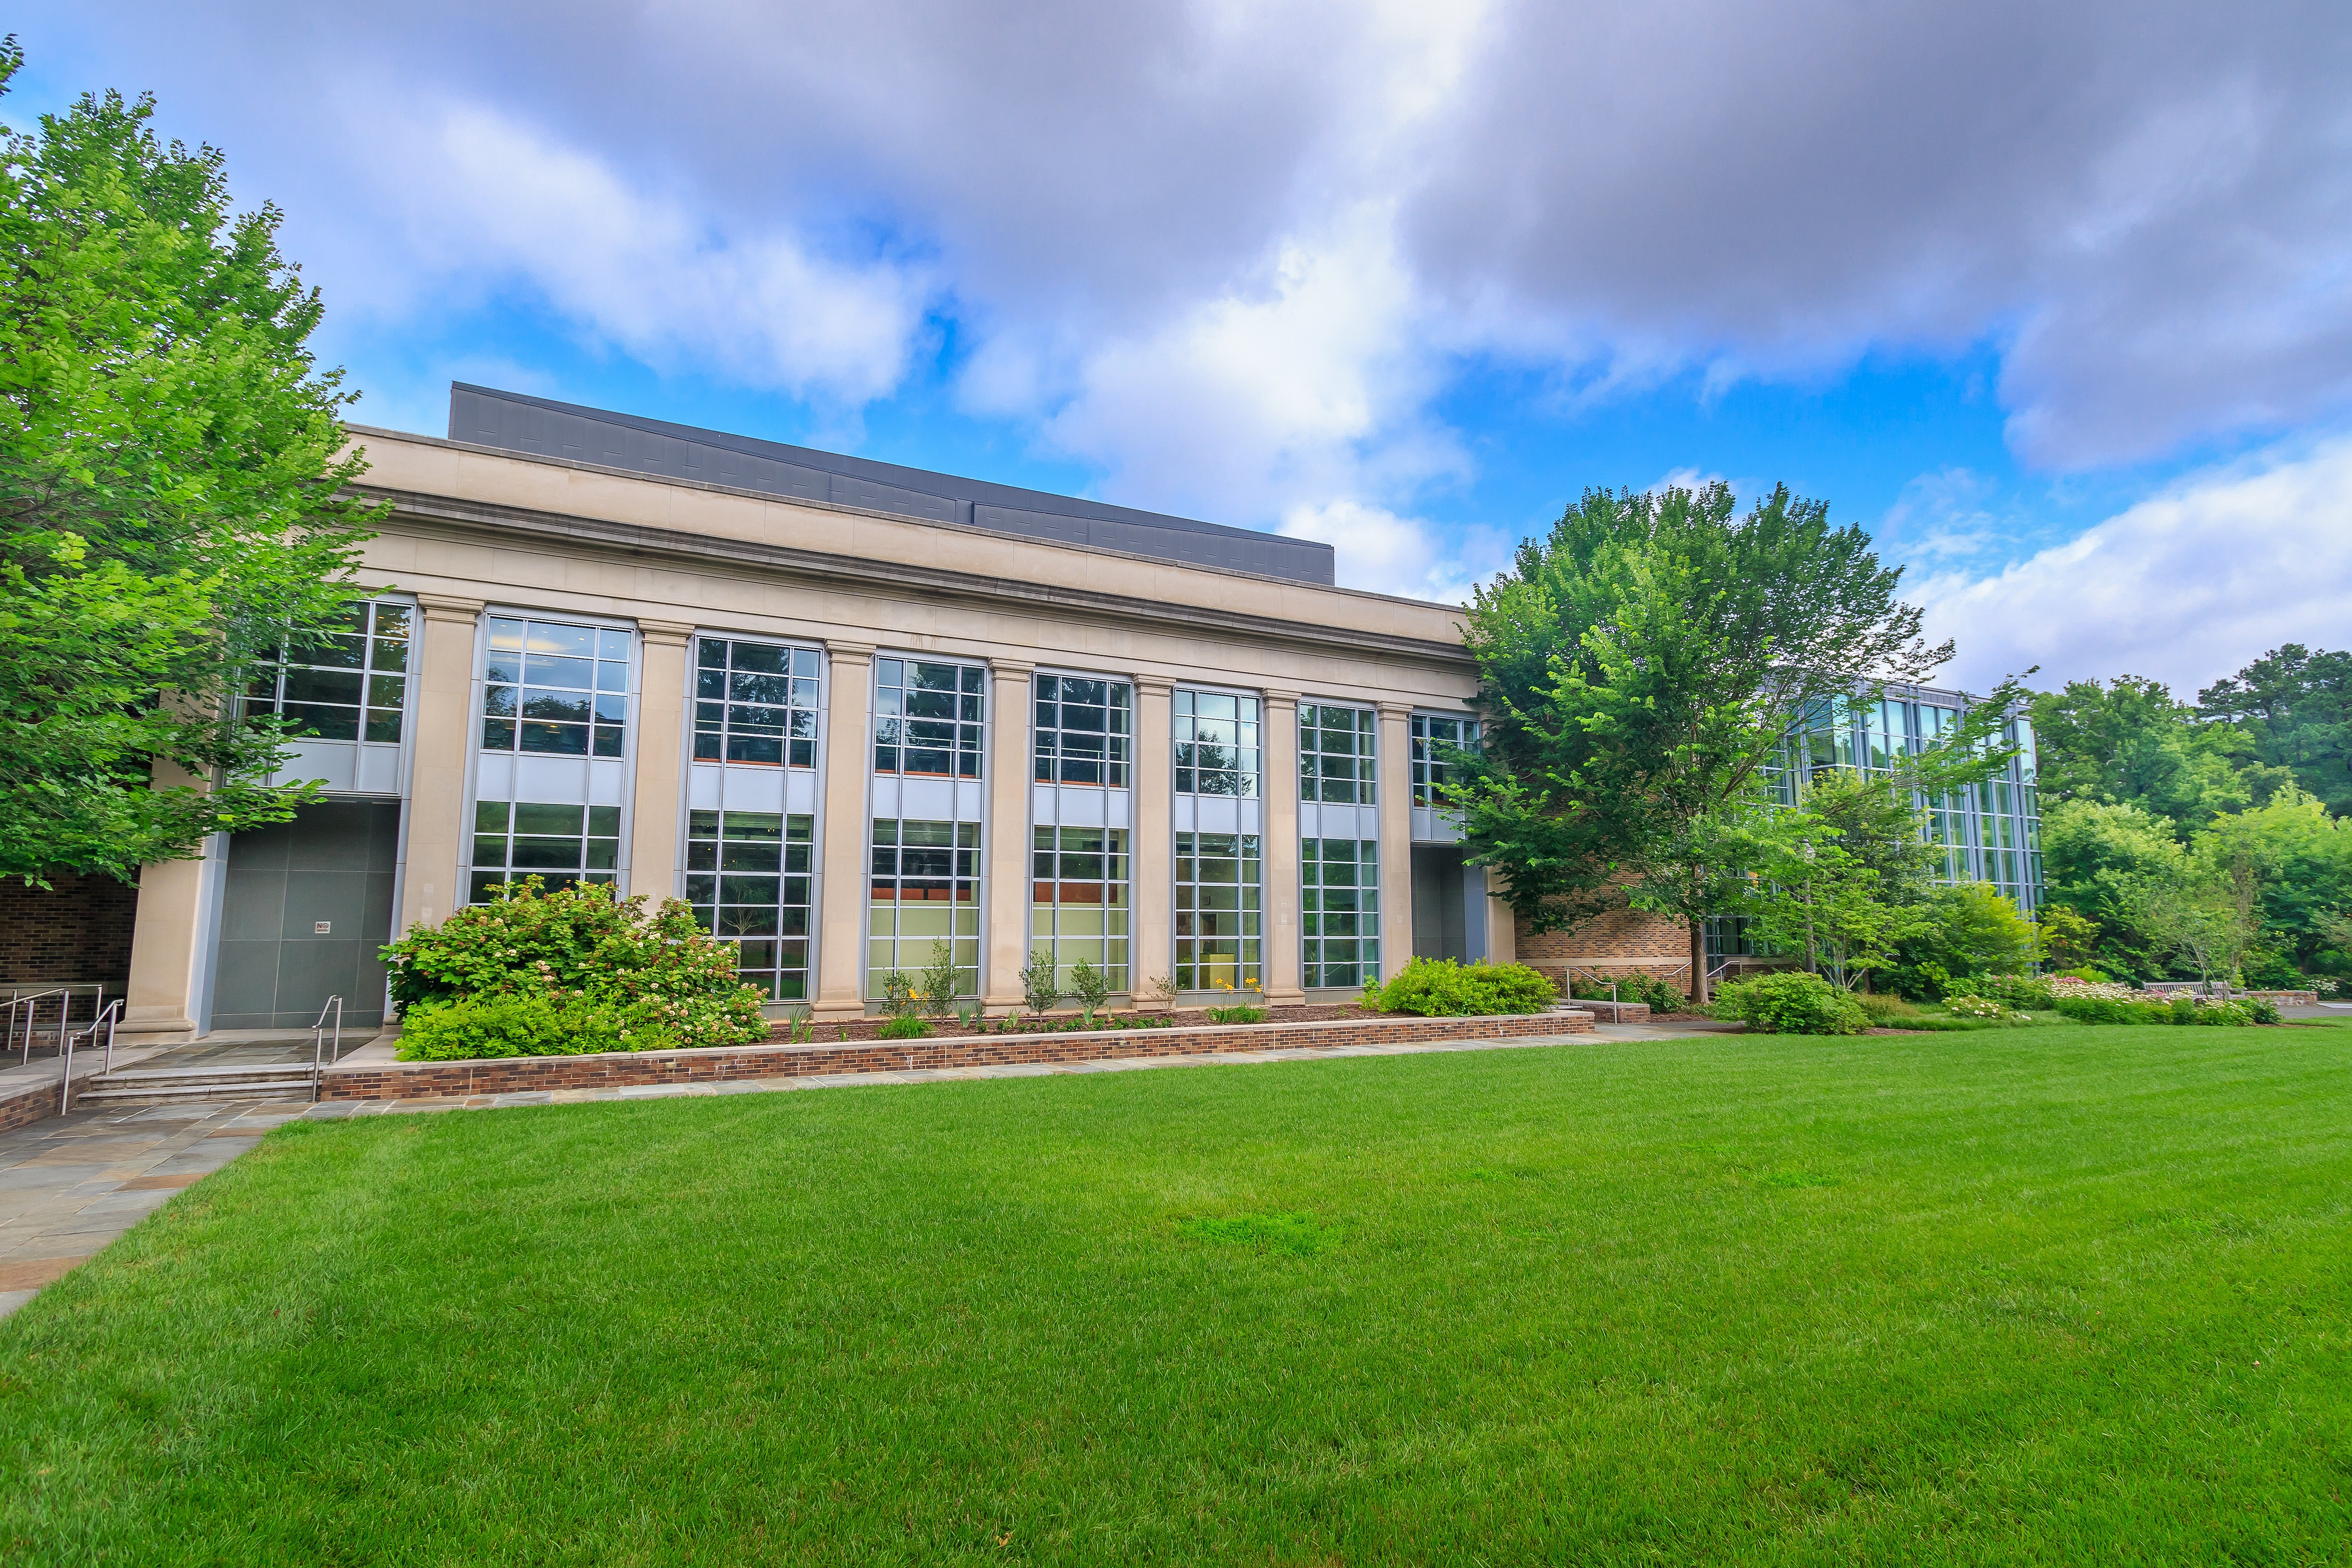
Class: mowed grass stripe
2,1024,2347,1564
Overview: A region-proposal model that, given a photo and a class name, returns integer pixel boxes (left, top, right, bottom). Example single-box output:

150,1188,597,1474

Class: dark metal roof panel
446,383,1336,584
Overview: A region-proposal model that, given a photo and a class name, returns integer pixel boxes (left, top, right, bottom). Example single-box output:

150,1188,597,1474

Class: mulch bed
769,1003,1402,1044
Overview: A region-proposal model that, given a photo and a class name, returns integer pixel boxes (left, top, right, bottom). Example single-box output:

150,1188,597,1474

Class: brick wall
0,873,139,987
320,1009,1596,1103
1515,900,1693,993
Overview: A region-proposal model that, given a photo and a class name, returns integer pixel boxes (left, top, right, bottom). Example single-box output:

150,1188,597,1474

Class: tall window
868,819,980,996
687,811,813,1001
1409,714,1478,807
469,803,620,902
1175,832,1260,992
1175,690,1259,796
483,617,632,757
1299,704,1376,804
245,600,412,742
1301,839,1379,989
695,638,821,767
1034,676,1131,786
873,658,984,777
1033,827,1129,992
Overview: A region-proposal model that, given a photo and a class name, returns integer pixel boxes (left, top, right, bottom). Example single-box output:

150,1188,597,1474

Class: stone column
812,640,876,1021
1376,701,1415,980
395,593,486,937
983,659,1035,1012
627,620,697,904
119,762,216,1043
1131,677,1175,1002
1260,688,1306,1005
1482,874,1518,965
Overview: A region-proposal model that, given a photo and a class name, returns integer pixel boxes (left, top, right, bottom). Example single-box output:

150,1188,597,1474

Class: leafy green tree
1738,768,1941,990
2028,676,2278,831
2194,789,2352,978
1449,481,1955,1000
0,46,377,884
1894,883,2038,991
2199,645,2352,817
2038,798,2191,978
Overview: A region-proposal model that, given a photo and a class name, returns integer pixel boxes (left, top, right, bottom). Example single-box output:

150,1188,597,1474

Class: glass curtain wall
481,617,631,757
687,811,814,1000
243,600,412,741
1301,839,1379,987
1409,715,1478,805
1299,704,1375,803
1175,832,1260,992
1032,828,1129,993
1175,690,1259,795
1034,676,1130,785
469,804,620,901
873,658,984,777
868,820,981,996
695,638,821,767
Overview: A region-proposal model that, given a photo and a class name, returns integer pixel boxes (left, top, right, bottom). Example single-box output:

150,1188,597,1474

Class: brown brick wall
1514,900,1693,993
321,1010,1595,1103
0,1078,63,1135
0,873,139,987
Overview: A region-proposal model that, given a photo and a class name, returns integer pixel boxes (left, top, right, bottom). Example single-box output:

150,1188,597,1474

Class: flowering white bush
2047,977,2141,1002
1943,993,2027,1021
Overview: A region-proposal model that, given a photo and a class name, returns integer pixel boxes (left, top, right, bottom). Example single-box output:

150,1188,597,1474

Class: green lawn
6,1025,2351,1565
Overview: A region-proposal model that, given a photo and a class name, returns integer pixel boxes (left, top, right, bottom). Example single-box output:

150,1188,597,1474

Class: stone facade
0,874,139,987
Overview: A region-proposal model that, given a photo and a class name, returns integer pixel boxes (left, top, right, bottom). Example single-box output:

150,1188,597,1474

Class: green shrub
1204,1005,1268,1024
1950,973,2056,1010
1067,959,1113,1015
915,942,960,1018
396,989,746,1060
1853,992,1923,1024
1940,993,2028,1022
1710,971,1869,1035
2051,994,2261,1027
1373,958,1560,1017
879,1015,932,1040
1569,972,1686,1012
383,877,767,1056
2245,997,2282,1024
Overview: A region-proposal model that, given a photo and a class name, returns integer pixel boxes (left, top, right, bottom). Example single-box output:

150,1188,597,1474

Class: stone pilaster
395,593,487,937
983,659,1036,1010
626,620,697,904
1376,701,1414,980
118,761,216,1044
1131,678,1175,1002
812,641,876,1020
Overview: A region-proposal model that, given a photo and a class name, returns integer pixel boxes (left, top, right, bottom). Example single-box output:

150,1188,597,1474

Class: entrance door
211,800,401,1031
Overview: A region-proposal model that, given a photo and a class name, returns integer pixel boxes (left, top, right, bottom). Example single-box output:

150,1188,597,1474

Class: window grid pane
1174,689,1260,797
481,616,633,757
1409,714,1478,808
872,658,986,779
1175,831,1261,992
694,638,821,769
1033,675,1132,787
1301,838,1380,988
1299,703,1376,805
867,818,981,996
1031,826,1129,993
243,599,413,745
465,800,622,904
686,811,813,1000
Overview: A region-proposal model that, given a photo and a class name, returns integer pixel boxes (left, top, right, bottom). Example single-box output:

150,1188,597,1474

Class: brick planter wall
320,1009,1596,1103
0,1078,62,1135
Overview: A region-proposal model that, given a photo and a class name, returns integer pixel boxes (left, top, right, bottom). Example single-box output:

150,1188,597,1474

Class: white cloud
1279,498,1509,604
1913,437,2352,694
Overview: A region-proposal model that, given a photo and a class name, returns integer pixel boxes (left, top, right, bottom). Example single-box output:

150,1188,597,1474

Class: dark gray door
1410,845,1469,962
211,801,400,1031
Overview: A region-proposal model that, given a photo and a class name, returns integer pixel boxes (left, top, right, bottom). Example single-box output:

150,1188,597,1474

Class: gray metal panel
447,383,1336,585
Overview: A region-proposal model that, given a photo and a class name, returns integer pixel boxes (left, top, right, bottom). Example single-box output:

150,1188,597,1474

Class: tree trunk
1691,918,1708,1005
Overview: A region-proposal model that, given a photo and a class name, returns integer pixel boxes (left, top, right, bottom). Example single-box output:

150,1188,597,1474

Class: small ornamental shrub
2051,993,2261,1027
916,942,961,1018
1710,971,1869,1035
384,877,767,1058
1373,958,1560,1017
1569,973,1687,1012
1948,974,2056,1010
1067,958,1113,1016
1854,992,1924,1024
2245,997,2283,1024
1205,1004,1268,1024
1941,994,2029,1023
878,970,918,1021
2048,977,2141,1002
879,1015,933,1040
1020,949,1063,1015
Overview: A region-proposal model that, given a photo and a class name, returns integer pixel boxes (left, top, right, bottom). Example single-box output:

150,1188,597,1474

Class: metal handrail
311,996,344,1103
5,988,66,1065
59,999,121,1116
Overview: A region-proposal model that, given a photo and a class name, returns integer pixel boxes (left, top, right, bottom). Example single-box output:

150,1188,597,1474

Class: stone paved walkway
0,1099,308,1319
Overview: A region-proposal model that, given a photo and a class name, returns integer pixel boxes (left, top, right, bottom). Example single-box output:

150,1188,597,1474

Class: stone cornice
359,484,1475,671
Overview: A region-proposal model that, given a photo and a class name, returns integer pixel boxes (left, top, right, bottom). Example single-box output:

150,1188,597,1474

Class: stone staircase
76,1039,323,1106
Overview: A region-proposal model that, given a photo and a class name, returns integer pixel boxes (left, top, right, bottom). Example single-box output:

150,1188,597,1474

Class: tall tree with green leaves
1445,480,1970,1000
2199,645,2352,817
2028,676,2278,830
0,44,377,883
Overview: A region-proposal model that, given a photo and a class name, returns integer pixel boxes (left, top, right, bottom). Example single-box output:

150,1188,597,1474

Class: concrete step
75,1078,315,1104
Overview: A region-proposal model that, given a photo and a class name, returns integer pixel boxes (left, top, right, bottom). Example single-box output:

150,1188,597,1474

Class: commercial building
116,386,1516,1040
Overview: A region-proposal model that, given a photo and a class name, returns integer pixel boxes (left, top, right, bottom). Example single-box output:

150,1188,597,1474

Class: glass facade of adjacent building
243,599,413,742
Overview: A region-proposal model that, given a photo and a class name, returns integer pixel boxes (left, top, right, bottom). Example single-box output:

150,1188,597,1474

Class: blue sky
15,3,2352,696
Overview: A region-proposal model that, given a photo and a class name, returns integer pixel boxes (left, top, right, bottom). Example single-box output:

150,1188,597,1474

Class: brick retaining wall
0,1078,60,1134
320,1010,1596,1102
